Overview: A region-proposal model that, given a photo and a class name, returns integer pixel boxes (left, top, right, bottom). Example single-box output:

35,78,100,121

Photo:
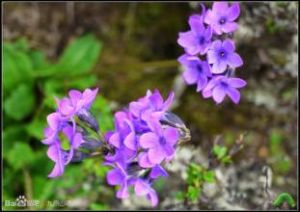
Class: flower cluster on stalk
104,90,182,206
177,2,246,104
43,88,188,207
42,88,100,178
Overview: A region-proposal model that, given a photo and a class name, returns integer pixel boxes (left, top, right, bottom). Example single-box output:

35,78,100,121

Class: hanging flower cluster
177,2,246,104
43,88,190,207
104,90,190,206
42,88,100,178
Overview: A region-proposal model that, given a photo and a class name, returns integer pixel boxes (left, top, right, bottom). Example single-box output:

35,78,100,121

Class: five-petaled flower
202,76,246,104
178,15,212,55
204,2,240,35
178,54,212,92
207,39,243,74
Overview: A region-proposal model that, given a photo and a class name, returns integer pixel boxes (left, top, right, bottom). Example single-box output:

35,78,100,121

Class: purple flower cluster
42,88,99,178
177,2,246,104
104,90,181,206
43,88,186,207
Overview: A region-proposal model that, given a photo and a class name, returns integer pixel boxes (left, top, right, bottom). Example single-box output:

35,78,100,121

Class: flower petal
72,132,83,149
163,127,179,146
117,182,129,199
107,168,124,185
226,87,241,104
196,74,208,92
223,39,235,52
188,16,205,36
227,78,247,88
109,133,121,148
228,52,243,68
124,132,137,150
148,147,165,164
177,31,199,55
227,3,240,21
47,112,61,130
222,22,238,33
59,98,75,116
48,162,64,178
212,85,226,104
138,152,155,168
139,132,159,149
68,90,82,106
149,90,164,110
183,68,198,85
163,144,175,157
147,190,158,207
162,91,175,111
82,88,98,108
150,165,168,179
204,10,216,25
212,2,229,12
211,61,227,74
134,179,149,196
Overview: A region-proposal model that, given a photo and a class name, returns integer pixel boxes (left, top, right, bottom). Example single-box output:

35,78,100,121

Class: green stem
23,168,33,209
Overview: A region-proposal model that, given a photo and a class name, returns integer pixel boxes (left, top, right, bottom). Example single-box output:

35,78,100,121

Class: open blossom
178,54,212,92
43,88,99,178
202,76,246,104
139,119,179,167
177,2,245,105
177,15,212,55
104,89,183,206
207,39,243,74
204,2,240,35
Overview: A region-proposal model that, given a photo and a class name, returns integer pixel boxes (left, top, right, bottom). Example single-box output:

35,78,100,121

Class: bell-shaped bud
80,137,102,151
77,108,99,132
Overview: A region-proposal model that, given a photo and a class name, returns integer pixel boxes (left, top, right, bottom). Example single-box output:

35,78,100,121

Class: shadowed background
3,2,298,210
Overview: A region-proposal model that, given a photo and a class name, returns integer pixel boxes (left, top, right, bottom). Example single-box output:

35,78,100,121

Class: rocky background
3,2,298,210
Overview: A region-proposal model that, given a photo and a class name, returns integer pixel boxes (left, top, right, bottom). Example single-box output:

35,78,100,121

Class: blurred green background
2,2,298,210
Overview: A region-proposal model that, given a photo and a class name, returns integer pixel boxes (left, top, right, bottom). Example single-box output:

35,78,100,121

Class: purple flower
55,88,98,119
46,125,84,178
139,119,179,167
204,2,240,35
134,179,158,207
43,88,99,177
207,39,243,74
104,89,184,206
106,161,134,198
178,54,212,92
202,76,246,104
177,15,212,55
129,90,174,120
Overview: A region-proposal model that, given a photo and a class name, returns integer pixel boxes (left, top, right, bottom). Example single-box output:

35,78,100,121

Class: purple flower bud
70,150,89,162
80,138,102,151
77,108,99,132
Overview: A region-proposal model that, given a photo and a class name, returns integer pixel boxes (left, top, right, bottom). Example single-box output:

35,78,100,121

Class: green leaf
187,186,201,202
203,171,215,183
175,191,185,200
65,75,98,90
26,118,46,140
3,125,29,159
29,50,50,70
3,42,33,94
40,34,102,77
273,192,296,208
4,84,35,121
58,34,101,75
220,155,232,164
7,142,35,170
212,145,228,160
90,203,109,210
